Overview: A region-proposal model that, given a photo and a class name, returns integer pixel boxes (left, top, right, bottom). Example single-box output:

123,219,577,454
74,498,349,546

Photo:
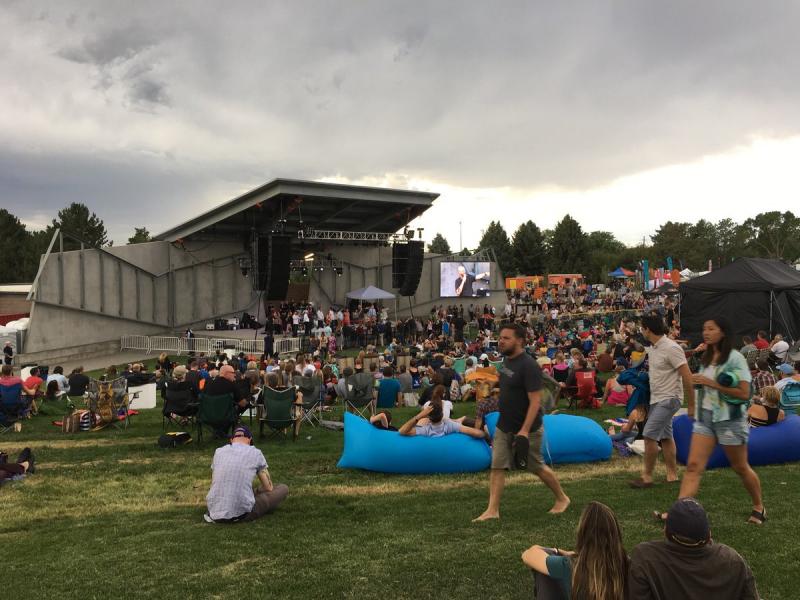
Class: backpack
158,432,193,448
62,409,90,433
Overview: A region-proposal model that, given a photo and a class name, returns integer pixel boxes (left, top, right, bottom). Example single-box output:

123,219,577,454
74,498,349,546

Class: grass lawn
2,361,797,599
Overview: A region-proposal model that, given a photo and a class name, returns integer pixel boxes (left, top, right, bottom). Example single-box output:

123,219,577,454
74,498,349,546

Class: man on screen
455,265,490,297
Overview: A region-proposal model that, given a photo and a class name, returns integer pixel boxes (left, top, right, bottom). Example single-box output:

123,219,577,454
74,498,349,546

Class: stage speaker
391,243,409,288
255,234,291,300
398,240,424,296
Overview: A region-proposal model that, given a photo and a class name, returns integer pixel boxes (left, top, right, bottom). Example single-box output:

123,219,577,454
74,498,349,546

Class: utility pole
459,221,463,252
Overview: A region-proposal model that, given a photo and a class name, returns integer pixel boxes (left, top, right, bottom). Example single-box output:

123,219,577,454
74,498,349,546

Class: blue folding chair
0,382,27,434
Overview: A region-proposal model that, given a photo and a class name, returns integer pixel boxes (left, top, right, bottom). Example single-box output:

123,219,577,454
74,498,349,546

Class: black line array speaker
398,240,424,296
391,243,409,288
255,234,291,300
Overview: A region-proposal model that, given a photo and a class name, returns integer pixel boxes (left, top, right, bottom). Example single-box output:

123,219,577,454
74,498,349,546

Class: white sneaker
203,513,214,523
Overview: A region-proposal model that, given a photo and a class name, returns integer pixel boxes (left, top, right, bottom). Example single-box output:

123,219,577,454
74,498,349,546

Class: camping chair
453,358,467,375
344,372,375,418
258,386,298,440
295,375,323,427
743,349,759,369
779,381,800,415
0,382,27,434
786,341,800,364
86,377,130,430
162,387,199,430
196,392,237,444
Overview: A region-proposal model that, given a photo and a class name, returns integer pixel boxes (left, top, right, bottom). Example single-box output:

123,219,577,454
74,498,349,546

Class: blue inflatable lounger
484,412,611,465
673,414,800,469
337,412,492,474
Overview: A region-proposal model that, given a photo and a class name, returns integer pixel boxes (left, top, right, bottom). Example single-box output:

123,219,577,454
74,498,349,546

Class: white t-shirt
646,336,688,404
424,399,453,419
701,365,719,411
772,340,789,360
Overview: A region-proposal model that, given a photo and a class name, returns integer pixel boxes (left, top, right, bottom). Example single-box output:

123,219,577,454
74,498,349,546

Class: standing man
474,323,570,521
630,313,695,488
3,341,13,366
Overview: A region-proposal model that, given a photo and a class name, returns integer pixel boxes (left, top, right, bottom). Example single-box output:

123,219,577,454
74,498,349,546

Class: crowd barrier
120,335,302,357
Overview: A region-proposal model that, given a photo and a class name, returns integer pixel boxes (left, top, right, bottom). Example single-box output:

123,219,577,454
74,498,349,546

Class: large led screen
439,262,491,297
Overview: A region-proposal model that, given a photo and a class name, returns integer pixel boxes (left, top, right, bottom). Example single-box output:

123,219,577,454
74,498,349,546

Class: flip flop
629,478,654,489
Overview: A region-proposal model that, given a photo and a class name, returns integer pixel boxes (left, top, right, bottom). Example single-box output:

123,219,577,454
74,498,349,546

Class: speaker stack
254,234,291,300
392,240,424,296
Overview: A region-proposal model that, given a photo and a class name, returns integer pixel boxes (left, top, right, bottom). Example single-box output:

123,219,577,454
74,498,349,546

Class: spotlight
302,266,308,277
304,252,314,261
335,267,343,276
404,227,414,240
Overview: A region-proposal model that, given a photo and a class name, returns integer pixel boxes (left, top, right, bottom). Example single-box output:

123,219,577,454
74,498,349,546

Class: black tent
680,258,800,346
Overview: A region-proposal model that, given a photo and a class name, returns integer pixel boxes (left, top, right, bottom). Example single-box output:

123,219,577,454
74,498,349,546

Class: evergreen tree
0,209,31,283
478,221,515,276
427,233,451,255
511,220,546,275
50,202,109,249
548,214,588,273
128,227,152,244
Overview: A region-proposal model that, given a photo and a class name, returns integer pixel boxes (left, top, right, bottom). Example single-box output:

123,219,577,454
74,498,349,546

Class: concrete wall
308,245,506,315
0,293,31,315
25,239,261,354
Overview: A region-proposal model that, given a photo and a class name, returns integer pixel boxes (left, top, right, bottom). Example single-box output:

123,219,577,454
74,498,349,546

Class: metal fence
120,334,302,357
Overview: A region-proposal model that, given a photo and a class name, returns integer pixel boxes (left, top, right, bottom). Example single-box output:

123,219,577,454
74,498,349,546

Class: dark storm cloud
1,1,799,242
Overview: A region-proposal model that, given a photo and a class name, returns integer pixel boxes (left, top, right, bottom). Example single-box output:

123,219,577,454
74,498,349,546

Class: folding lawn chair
344,372,375,418
743,349,759,369
196,392,237,444
86,377,130,430
162,387,199,430
295,375,322,427
258,386,298,441
0,382,27,434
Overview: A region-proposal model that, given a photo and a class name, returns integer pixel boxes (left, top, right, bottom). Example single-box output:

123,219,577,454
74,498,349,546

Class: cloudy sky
2,1,799,248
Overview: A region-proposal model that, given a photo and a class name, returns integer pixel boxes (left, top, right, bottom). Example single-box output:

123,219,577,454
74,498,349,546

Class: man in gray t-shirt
205,426,288,523
630,314,694,489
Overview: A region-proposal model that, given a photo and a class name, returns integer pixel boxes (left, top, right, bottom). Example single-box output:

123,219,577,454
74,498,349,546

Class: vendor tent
680,258,800,346
346,286,397,319
608,267,635,278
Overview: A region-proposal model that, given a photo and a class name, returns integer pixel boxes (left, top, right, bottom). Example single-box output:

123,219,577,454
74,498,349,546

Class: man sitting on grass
0,447,35,486
205,426,288,523
630,498,758,599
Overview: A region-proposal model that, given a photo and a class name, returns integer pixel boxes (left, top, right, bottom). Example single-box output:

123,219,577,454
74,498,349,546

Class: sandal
747,508,766,526
652,510,667,523
629,478,654,489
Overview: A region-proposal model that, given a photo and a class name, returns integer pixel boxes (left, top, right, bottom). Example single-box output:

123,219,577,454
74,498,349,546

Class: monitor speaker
254,234,291,300
398,241,424,296
391,243,409,288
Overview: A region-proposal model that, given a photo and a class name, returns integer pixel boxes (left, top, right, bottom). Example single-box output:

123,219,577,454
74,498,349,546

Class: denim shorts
692,408,749,446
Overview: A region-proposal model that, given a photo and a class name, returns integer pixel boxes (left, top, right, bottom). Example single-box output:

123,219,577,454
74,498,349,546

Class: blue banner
666,256,673,271
642,259,649,290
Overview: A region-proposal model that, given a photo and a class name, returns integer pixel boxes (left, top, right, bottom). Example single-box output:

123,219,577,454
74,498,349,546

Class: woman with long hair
523,501,628,599
658,317,764,525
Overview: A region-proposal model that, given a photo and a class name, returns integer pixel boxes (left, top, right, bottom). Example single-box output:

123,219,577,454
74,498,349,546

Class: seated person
369,410,397,431
747,385,784,427
204,426,288,523
67,366,90,398
45,366,70,396
522,501,628,600
22,366,44,407
751,358,777,396
204,365,247,414
607,404,647,444
602,365,633,406
125,363,156,386
162,365,199,422
474,387,500,431
375,367,401,409
631,498,758,599
398,390,487,440
774,363,800,391
0,447,35,485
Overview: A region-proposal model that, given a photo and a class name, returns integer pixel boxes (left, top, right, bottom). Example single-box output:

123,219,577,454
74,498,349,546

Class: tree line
0,203,151,283
427,211,800,282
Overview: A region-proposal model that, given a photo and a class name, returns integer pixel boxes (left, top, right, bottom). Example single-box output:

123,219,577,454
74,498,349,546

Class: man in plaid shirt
751,359,776,397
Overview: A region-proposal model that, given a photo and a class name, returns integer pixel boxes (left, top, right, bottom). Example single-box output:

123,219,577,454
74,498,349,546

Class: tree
477,221,515,276
585,231,626,282
50,202,109,249
548,214,588,274
427,233,451,255
511,220,546,275
459,247,473,257
0,209,31,283
128,227,152,245
650,221,692,269
742,211,800,262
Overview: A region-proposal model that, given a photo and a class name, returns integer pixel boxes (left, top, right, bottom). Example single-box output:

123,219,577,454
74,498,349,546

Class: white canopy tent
345,286,397,319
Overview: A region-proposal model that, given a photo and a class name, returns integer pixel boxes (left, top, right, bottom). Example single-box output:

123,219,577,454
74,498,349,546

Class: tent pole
769,291,774,339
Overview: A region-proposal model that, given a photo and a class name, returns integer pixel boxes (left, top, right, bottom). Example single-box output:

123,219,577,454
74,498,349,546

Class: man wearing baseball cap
628,498,758,599
774,362,800,391
204,426,288,523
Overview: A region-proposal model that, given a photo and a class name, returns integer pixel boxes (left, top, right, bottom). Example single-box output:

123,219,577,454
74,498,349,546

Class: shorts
491,427,545,473
692,409,749,446
642,397,681,441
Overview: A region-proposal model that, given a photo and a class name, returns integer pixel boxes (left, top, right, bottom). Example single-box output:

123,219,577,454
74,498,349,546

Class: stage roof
154,179,439,244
